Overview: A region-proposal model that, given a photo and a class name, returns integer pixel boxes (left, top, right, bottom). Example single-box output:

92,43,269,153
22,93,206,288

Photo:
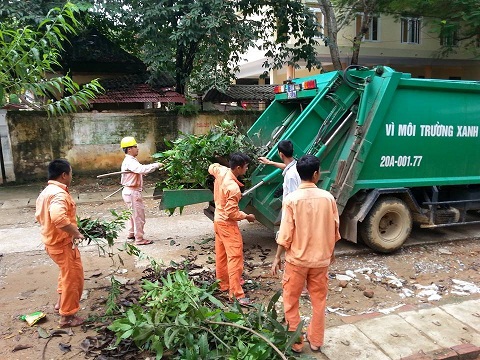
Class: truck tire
360,197,412,253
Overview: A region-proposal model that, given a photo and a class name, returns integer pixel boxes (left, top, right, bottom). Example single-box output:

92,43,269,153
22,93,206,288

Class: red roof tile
203,85,275,102
90,84,185,104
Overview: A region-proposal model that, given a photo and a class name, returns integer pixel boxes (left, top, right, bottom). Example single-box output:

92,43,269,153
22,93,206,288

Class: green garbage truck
161,65,480,253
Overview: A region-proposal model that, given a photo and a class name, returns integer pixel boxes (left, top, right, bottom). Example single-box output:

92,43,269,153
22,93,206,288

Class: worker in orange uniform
208,153,256,306
271,154,341,353
120,136,161,245
35,159,86,328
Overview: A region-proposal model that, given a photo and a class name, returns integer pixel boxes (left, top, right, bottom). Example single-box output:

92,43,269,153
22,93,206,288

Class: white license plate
287,90,297,99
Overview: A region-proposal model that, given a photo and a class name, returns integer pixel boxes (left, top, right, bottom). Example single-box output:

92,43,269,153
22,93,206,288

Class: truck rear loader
161,65,480,253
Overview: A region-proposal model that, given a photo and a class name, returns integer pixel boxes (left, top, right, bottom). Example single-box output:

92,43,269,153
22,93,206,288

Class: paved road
1,187,480,359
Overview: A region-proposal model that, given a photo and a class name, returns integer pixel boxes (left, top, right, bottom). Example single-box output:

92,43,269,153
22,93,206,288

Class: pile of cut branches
107,270,302,360
153,120,260,191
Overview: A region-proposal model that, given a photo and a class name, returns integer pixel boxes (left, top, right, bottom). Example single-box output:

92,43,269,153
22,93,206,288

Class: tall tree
0,2,103,115
333,0,394,65
87,0,322,95
317,0,343,70
1,1,323,94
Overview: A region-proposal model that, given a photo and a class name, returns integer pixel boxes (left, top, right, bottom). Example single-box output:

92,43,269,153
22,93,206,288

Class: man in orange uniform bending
271,154,341,353
35,159,86,328
208,153,256,306
120,136,161,245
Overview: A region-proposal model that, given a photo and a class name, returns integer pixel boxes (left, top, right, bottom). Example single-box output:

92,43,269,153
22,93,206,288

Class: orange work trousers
213,221,245,299
282,262,329,349
45,242,84,316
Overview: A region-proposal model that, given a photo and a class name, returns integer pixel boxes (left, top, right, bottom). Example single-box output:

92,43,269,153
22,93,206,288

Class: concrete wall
0,110,15,184
6,110,259,183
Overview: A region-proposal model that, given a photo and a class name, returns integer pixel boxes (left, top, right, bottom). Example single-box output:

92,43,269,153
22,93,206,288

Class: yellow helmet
120,136,137,148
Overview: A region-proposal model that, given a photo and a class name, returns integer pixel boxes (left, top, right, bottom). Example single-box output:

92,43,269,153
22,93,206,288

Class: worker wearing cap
120,137,161,245
35,159,85,328
271,154,341,353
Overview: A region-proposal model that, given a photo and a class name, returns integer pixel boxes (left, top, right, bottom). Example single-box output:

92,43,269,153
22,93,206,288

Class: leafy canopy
87,0,322,94
0,1,103,115
1,0,323,95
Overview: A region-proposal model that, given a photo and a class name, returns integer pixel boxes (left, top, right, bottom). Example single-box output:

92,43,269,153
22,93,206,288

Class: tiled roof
98,74,175,91
203,85,276,102
89,74,184,104
91,84,185,104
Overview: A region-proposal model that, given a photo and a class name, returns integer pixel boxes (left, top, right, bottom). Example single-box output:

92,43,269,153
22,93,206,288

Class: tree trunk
351,36,361,65
351,12,370,65
176,45,185,94
175,41,199,95
318,0,343,70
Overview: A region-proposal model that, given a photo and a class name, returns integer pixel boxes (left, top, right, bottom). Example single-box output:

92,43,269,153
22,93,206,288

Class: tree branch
207,320,288,360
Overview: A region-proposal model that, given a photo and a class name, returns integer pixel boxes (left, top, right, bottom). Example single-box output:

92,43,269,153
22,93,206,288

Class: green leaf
164,327,180,348
267,290,282,313
120,328,134,339
151,336,164,359
205,293,225,309
284,320,304,351
223,311,243,321
133,324,154,342
8,94,20,104
114,323,132,331
198,332,209,358
127,309,136,324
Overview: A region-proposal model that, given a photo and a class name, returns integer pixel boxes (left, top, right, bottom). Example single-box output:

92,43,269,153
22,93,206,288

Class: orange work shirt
208,163,247,223
277,183,341,268
35,180,78,247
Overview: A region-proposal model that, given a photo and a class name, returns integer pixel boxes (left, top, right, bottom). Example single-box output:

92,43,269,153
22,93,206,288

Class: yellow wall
268,11,480,82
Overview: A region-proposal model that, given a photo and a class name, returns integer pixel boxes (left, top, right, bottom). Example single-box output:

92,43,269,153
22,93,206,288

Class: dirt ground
1,176,479,359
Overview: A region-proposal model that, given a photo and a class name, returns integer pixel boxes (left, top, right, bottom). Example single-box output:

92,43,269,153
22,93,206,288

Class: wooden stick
97,171,131,178
103,186,124,200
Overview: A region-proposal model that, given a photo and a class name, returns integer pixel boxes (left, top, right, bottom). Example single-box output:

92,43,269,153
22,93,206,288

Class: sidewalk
1,184,480,360
318,298,480,360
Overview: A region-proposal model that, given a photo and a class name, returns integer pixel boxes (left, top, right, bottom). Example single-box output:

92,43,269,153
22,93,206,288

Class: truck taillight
302,80,317,90
274,85,285,94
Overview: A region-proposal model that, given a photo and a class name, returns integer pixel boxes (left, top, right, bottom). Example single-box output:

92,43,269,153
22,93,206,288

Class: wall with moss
6,110,260,182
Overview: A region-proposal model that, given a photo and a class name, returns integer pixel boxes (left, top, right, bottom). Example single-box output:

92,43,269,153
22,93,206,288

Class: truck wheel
360,197,412,253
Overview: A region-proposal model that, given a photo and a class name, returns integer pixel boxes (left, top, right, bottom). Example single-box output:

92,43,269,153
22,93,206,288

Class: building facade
237,4,480,84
